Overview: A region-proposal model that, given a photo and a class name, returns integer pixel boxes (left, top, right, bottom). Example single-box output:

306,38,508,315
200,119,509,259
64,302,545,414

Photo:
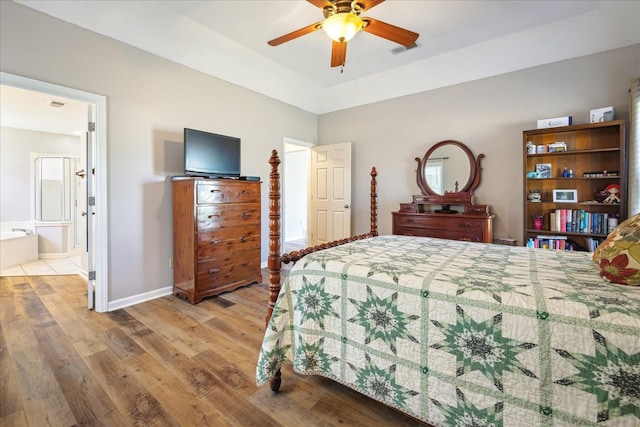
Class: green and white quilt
256,235,640,426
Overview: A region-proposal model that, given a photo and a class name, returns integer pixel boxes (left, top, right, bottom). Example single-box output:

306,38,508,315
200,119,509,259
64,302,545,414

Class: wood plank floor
0,273,426,426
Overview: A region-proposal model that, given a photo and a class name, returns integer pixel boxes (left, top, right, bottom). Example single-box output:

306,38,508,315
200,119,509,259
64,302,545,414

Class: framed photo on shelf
536,163,552,178
552,189,578,203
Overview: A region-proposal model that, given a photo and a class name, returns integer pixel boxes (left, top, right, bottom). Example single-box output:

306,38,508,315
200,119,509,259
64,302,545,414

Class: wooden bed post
370,167,378,237
265,149,378,392
267,150,282,324
267,150,282,392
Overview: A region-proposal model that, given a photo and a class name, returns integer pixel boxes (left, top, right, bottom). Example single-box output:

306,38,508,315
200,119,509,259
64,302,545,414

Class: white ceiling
0,84,87,136
4,0,640,134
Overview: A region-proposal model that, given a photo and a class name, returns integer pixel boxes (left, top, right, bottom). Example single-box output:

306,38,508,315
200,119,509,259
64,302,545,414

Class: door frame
1,72,109,312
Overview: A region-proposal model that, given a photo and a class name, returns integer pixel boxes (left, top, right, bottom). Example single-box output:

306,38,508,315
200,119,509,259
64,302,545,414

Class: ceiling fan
267,0,419,68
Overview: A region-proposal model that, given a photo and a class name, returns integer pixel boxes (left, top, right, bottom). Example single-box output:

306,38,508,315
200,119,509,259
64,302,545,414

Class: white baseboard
108,285,173,311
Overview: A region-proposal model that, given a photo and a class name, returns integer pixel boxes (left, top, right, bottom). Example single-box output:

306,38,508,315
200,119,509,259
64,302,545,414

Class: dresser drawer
196,250,261,293
464,205,489,215
396,226,483,242
399,203,418,213
197,226,260,260
395,214,484,230
197,203,260,230
197,182,260,204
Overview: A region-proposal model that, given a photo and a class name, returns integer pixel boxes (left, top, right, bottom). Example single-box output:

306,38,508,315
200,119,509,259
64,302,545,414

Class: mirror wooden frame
415,140,484,196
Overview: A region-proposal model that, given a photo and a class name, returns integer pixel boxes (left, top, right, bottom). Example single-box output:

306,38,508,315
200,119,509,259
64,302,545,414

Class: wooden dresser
394,139,495,243
392,193,494,243
172,177,262,304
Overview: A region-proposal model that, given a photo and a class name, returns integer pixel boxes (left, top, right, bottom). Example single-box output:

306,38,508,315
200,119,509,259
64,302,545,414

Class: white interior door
309,142,352,246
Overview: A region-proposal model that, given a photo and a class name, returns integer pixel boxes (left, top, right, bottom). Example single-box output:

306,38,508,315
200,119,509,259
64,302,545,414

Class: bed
256,150,640,426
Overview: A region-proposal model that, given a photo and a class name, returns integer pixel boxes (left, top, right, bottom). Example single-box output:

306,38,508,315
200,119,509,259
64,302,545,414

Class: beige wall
1,127,80,222
318,45,640,243
0,2,317,302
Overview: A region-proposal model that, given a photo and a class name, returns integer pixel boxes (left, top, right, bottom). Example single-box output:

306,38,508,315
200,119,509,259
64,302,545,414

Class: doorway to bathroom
0,72,108,312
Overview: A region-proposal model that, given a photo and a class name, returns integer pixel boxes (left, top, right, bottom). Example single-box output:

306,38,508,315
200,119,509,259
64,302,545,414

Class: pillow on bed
592,212,640,286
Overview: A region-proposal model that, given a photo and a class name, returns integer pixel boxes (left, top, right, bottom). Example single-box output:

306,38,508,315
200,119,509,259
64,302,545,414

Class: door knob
344,204,350,209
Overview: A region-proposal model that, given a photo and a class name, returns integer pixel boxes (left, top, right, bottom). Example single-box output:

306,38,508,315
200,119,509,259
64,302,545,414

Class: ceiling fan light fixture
322,13,363,43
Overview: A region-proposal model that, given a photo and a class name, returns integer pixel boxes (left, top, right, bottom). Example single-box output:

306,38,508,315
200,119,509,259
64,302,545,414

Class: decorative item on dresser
523,120,628,251
392,140,495,243
172,177,262,304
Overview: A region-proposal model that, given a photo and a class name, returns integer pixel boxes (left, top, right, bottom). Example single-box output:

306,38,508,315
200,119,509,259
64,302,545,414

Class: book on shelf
527,235,584,251
548,209,609,235
584,237,604,253
527,236,575,251
536,235,568,240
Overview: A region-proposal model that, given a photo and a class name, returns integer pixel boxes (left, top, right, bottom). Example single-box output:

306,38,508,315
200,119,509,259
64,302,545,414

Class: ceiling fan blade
362,18,418,47
331,40,347,67
361,0,385,11
268,22,322,46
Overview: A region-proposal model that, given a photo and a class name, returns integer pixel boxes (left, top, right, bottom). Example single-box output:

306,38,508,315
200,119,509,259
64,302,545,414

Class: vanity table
392,140,495,243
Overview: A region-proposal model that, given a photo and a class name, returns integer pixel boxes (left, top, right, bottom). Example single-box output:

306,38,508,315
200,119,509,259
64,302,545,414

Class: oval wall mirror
415,140,484,196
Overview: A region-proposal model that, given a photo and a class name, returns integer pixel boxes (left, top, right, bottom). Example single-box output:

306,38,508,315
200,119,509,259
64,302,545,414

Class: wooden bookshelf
523,121,627,250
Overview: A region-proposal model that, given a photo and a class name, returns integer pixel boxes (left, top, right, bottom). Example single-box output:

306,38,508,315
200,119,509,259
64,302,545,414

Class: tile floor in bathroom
0,256,82,277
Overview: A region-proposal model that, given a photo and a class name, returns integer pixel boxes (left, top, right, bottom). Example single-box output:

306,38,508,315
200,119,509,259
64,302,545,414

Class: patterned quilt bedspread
256,235,640,426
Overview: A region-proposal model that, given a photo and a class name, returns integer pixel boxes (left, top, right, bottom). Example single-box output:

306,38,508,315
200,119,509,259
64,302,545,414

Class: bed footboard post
267,150,282,324
267,149,283,392
370,167,378,237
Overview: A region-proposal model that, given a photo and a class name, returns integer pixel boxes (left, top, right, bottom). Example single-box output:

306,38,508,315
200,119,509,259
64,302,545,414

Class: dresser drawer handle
208,214,220,218
451,198,461,202
461,222,472,227
208,268,220,274
241,212,252,219
209,239,222,245
242,262,249,267
209,189,221,193
239,236,246,242
405,219,414,223
241,190,251,194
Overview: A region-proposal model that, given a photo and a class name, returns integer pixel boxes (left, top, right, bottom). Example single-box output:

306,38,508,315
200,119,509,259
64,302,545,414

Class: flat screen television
183,128,241,178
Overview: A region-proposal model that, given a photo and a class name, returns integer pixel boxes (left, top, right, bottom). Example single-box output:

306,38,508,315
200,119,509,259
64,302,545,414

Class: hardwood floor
0,273,426,426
